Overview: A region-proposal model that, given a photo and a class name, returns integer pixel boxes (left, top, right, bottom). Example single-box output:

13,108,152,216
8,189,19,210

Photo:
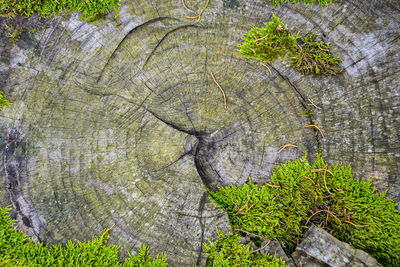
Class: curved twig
251,240,271,254
306,210,342,225
234,228,268,240
345,220,369,228
100,223,115,243
305,124,325,139
234,192,250,215
182,0,195,13
185,0,210,23
277,143,298,153
261,63,272,75
210,72,227,109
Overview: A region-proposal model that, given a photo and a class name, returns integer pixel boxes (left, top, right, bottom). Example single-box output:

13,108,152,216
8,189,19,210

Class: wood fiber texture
0,0,399,265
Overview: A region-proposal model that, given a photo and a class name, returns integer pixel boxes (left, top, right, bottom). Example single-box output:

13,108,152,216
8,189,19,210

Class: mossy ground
0,207,167,266
208,154,400,266
238,14,342,75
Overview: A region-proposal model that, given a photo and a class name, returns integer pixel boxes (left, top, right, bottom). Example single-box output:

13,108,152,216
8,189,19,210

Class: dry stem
306,210,342,225
305,124,325,139
210,71,227,109
185,0,210,23
345,220,369,228
277,143,298,153
307,98,321,109
234,228,268,240
100,223,115,243
254,34,268,43
265,182,280,188
261,63,272,75
311,165,332,195
181,0,195,13
234,192,250,215
303,175,316,185
251,240,271,254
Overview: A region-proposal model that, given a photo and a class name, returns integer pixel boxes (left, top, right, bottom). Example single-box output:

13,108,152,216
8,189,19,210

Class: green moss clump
208,154,400,266
238,15,297,62
0,91,10,109
0,0,121,22
204,228,287,266
291,33,342,74
264,0,337,7
0,206,167,266
238,14,342,75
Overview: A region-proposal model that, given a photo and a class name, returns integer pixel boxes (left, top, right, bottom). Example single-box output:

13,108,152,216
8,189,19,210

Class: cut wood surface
0,0,399,266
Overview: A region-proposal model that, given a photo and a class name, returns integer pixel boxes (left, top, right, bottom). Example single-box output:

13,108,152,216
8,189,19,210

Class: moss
291,33,342,75
238,15,297,63
238,14,342,75
0,207,167,266
204,228,287,266
0,0,121,22
208,154,400,266
263,0,337,7
0,91,10,109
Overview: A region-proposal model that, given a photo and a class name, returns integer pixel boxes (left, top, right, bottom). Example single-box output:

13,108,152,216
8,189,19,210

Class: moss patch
204,229,287,266
238,14,342,75
291,33,342,75
0,91,10,109
208,154,400,266
0,0,121,22
0,207,167,266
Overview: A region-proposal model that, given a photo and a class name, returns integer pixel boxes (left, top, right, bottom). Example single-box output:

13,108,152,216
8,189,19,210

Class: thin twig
326,211,342,224
234,192,250,215
185,0,210,23
234,229,268,240
318,46,330,52
305,124,325,139
254,34,268,43
100,223,115,243
249,47,256,55
322,166,332,195
251,240,271,254
247,202,255,211
307,98,321,109
311,165,332,195
345,220,369,228
306,210,342,225
261,63,272,75
303,175,316,185
325,211,329,226
277,143,298,153
181,0,195,13
265,182,280,188
210,72,227,109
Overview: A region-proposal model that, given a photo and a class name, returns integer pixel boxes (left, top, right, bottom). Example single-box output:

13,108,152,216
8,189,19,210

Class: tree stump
0,0,399,265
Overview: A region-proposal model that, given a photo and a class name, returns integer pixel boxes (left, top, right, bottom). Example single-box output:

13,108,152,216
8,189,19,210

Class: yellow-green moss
208,154,400,266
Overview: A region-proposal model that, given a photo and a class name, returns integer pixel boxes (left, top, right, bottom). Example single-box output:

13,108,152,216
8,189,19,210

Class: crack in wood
143,24,201,68
97,16,181,82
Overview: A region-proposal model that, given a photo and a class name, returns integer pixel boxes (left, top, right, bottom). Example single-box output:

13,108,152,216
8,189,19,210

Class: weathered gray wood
0,0,399,265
